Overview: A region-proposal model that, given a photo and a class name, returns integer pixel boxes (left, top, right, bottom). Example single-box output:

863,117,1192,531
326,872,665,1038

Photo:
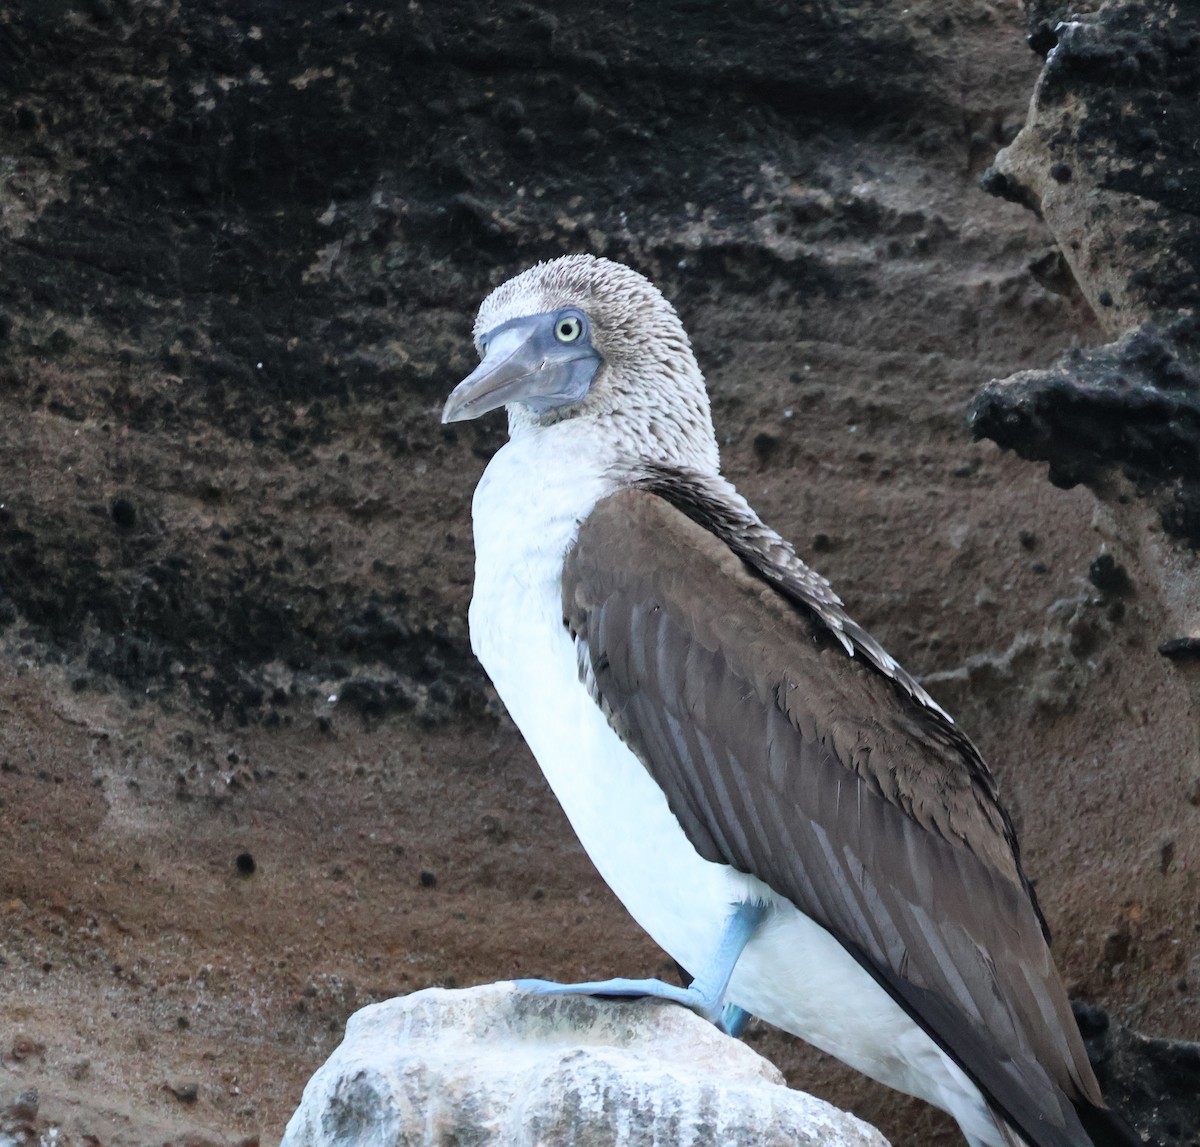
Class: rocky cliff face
0,2,1195,1145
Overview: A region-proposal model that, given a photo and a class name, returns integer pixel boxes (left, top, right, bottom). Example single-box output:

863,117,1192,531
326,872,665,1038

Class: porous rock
975,0,1200,545
974,0,1200,685
982,1,1200,337
279,983,890,1147
972,12,1200,1135
1073,1002,1200,1145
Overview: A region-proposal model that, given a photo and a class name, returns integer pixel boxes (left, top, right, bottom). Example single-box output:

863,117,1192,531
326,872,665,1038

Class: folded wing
562,484,1104,1147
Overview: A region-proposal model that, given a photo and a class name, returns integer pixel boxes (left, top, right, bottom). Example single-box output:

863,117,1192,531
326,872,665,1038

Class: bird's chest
468,435,617,785
467,435,603,697
467,438,733,948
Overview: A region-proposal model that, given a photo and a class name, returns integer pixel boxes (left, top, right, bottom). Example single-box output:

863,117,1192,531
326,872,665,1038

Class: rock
975,0,1200,545
280,983,890,1147
0,1090,40,1147
1073,1002,1200,1147
971,11,1200,1133
166,1080,200,1104
983,2,1200,337
969,321,1200,534
973,0,1200,745
6,1088,39,1122
975,0,1200,527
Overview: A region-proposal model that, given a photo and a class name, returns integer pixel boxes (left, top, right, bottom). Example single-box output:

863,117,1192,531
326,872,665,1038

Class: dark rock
492,97,526,128
986,2,1200,334
480,813,509,842
1073,1001,1200,1147
1158,638,1200,663
110,496,137,528
572,91,599,120
969,321,1200,543
1028,249,1079,298
1087,553,1131,595
6,1089,39,1122
1027,23,1059,58
165,1080,199,1104
338,676,418,719
235,852,256,876
752,431,780,467
978,165,1038,212
46,328,73,354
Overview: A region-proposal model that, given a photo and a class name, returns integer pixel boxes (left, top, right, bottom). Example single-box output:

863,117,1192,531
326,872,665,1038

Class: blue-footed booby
441,255,1136,1147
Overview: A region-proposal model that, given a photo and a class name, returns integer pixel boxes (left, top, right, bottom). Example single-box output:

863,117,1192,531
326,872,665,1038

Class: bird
441,254,1137,1147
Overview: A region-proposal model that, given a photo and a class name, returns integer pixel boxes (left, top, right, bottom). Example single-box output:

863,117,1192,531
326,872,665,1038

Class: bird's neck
472,422,618,588
467,424,616,683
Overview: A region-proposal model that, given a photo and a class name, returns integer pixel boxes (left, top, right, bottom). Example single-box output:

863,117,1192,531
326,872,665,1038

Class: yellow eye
554,316,583,343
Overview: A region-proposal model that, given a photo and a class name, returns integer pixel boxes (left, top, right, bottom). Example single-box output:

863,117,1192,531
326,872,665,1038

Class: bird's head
442,254,719,472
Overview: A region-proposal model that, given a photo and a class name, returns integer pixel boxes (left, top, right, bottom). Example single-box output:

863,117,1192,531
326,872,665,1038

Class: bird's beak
442,316,601,424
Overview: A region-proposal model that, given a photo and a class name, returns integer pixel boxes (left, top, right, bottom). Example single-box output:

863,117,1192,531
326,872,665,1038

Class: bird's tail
982,1100,1146,1147
1074,1100,1147,1147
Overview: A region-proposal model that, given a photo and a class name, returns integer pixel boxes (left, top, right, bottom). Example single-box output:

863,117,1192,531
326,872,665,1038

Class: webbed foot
514,975,726,1024
513,900,766,1034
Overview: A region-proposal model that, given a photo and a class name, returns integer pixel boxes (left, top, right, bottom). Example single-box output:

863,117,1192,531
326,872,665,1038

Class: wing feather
563,486,1110,1147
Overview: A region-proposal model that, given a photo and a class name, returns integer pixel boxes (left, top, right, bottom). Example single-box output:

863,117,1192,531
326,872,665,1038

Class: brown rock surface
0,1,1194,1145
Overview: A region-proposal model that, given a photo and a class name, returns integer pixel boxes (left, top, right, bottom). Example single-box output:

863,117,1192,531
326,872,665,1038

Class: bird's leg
514,899,765,1032
720,1003,753,1038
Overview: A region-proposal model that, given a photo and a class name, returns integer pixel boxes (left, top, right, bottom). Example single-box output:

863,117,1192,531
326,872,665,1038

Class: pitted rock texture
977,0,1200,528
280,985,891,1147
971,12,1200,1139
983,1,1200,336
976,0,1200,661
1073,1002,1200,1147
969,320,1200,533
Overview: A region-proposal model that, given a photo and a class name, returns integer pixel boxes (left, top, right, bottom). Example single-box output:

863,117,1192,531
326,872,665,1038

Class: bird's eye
554,315,583,343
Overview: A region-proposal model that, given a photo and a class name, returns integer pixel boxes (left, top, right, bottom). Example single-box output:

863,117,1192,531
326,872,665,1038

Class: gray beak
442,314,601,424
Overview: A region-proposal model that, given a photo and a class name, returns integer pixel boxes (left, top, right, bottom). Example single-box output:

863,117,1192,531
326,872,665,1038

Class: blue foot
513,900,766,1032
514,975,726,1024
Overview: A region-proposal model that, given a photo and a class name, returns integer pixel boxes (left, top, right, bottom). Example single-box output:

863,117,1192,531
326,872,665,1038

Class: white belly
468,431,1003,1146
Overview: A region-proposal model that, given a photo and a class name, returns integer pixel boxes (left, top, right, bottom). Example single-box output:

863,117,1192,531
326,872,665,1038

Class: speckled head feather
473,254,720,473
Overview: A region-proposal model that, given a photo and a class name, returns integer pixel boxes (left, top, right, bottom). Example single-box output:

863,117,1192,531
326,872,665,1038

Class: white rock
280,982,890,1147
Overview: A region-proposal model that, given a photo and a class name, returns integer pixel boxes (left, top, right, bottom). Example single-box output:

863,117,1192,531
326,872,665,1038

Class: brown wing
563,486,1104,1147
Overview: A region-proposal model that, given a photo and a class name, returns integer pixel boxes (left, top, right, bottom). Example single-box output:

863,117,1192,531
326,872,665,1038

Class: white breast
468,425,1002,1147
